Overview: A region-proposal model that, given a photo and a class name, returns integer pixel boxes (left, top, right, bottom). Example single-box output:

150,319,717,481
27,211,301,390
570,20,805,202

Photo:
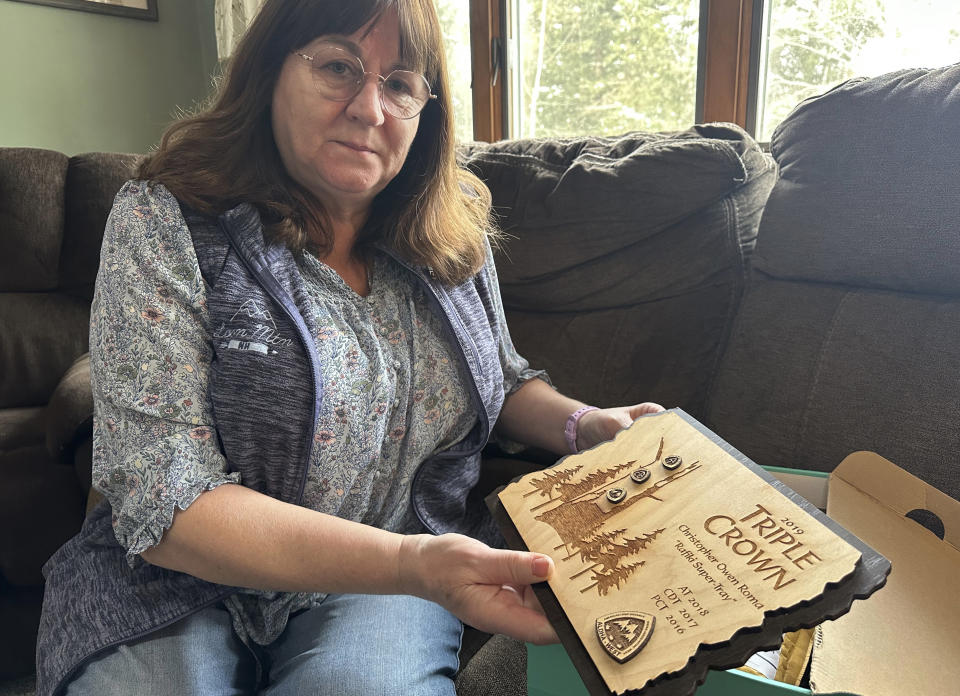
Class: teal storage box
528,642,811,696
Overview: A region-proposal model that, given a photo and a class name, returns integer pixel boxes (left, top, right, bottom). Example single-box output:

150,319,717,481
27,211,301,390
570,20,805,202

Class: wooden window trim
700,0,756,128
469,0,503,141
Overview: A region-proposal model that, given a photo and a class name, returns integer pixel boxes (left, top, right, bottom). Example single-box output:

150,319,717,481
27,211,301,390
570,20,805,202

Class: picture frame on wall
6,0,158,21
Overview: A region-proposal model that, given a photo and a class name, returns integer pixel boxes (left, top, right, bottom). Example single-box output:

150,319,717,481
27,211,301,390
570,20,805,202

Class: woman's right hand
398,533,559,645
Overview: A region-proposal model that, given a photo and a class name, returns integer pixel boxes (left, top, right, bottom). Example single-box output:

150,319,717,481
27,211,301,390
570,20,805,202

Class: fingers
483,556,559,644
469,586,560,645
410,537,558,644
629,402,666,419
489,605,560,644
487,548,554,586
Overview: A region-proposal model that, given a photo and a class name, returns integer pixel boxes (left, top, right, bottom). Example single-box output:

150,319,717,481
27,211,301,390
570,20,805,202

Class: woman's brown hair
138,0,493,285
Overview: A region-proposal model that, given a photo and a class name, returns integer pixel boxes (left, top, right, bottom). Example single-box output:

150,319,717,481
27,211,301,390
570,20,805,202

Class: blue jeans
64,594,463,696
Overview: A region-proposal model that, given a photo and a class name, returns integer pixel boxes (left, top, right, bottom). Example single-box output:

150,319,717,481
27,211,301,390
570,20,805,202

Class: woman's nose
345,75,385,126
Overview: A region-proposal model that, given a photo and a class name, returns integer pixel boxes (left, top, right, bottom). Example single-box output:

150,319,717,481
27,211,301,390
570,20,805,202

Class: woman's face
271,8,421,219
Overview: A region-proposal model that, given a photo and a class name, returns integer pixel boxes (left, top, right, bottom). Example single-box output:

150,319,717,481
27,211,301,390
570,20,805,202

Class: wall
0,0,217,155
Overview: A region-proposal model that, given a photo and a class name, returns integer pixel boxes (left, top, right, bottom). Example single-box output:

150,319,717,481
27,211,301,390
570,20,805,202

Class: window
436,0,476,142
755,0,960,141
442,1,960,142
507,0,700,138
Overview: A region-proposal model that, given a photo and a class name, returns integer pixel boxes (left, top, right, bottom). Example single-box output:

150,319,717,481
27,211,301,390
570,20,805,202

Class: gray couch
2,62,958,693
475,63,960,504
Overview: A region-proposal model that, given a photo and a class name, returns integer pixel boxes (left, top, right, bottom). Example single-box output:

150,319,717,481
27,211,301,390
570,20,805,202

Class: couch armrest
44,352,93,466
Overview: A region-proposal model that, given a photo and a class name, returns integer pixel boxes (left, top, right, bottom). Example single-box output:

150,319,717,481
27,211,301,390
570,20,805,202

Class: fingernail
532,555,551,578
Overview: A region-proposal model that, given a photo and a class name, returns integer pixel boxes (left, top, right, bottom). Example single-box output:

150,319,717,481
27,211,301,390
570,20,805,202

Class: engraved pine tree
604,620,635,650
556,460,636,501
581,560,645,596
521,433,702,596
602,616,650,651
522,465,582,500
562,528,626,562
569,548,621,579
536,497,608,550
537,460,699,550
616,528,665,555
532,460,635,511
532,436,664,513
569,528,665,582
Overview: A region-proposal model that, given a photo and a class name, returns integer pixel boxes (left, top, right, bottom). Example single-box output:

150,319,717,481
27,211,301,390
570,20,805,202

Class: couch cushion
463,126,775,416
0,444,84,587
756,63,960,294
707,278,960,499
0,587,44,679
0,149,69,293
61,152,142,301
707,65,960,498
45,353,93,466
0,294,89,409
0,408,44,453
455,634,526,696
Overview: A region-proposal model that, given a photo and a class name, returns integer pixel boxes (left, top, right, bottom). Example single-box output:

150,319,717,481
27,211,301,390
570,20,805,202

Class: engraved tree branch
623,462,701,504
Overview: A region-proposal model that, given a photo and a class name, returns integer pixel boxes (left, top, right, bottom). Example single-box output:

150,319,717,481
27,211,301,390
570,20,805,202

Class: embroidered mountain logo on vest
213,299,294,356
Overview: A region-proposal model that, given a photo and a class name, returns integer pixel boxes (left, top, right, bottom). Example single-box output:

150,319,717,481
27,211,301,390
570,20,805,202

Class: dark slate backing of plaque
486,408,891,696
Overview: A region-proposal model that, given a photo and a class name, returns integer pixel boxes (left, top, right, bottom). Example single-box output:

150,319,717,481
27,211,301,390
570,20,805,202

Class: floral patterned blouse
89,182,546,646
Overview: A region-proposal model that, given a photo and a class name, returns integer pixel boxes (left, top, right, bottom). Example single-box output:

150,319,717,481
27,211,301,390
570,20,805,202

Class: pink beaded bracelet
564,406,599,454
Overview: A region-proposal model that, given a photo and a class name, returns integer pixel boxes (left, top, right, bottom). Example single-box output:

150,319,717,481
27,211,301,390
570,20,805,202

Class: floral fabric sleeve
90,181,239,564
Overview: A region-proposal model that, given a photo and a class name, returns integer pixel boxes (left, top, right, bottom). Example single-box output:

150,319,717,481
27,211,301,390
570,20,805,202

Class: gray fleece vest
36,203,506,696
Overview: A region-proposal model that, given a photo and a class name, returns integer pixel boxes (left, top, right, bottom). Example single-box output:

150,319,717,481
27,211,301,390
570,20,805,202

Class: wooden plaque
489,409,890,696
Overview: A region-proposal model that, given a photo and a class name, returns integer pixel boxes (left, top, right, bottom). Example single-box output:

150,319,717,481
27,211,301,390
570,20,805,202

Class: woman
37,1,663,694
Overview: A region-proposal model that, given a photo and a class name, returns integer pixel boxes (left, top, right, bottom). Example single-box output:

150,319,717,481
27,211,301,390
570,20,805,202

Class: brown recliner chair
0,149,140,680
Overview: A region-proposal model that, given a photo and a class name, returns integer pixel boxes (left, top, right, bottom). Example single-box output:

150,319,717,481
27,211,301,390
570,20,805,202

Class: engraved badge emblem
662,455,682,470
630,469,650,484
606,487,627,503
596,611,656,663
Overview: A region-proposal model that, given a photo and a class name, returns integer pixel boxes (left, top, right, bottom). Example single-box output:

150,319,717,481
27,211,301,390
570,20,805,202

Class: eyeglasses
295,43,437,120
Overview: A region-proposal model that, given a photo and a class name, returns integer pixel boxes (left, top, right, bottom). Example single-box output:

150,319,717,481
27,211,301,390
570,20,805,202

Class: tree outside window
514,0,699,138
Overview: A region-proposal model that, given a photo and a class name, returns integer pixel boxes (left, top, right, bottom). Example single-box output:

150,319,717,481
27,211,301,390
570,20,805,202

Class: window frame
468,0,503,141
466,0,760,142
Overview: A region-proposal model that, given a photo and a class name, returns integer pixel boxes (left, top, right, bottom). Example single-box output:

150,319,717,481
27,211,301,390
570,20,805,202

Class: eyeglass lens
308,44,431,119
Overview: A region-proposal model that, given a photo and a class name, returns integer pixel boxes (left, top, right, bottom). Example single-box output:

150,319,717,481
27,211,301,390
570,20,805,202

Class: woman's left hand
575,402,665,452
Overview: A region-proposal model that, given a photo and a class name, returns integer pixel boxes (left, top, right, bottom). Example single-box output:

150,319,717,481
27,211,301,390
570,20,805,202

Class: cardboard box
527,462,928,696
809,452,959,695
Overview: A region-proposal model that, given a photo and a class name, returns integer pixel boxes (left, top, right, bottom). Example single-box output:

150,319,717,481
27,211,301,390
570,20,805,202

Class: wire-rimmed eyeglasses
295,43,437,120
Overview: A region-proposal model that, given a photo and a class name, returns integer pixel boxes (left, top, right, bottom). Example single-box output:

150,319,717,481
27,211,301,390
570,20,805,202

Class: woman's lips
336,140,375,153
